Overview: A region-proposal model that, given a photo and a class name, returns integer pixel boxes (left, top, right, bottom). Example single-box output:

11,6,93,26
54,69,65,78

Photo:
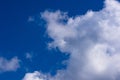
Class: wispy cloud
23,0,120,80
0,57,20,73
28,16,35,22
26,52,32,60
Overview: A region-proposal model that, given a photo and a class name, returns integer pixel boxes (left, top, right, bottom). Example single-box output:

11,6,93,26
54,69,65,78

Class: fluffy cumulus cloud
23,0,120,80
23,71,49,80
0,57,20,72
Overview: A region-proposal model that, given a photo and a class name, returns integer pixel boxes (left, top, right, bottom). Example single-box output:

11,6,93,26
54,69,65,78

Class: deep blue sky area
0,0,105,80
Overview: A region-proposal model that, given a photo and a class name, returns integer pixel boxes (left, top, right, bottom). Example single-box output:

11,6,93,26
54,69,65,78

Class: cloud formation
23,0,120,80
0,57,20,72
23,71,49,80
26,52,32,60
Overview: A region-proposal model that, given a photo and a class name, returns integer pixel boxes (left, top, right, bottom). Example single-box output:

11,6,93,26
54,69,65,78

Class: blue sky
1,0,120,80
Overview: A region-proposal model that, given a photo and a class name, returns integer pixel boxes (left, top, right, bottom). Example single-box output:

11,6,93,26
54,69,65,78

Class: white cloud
0,57,20,72
23,0,120,80
23,71,42,80
22,71,51,80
